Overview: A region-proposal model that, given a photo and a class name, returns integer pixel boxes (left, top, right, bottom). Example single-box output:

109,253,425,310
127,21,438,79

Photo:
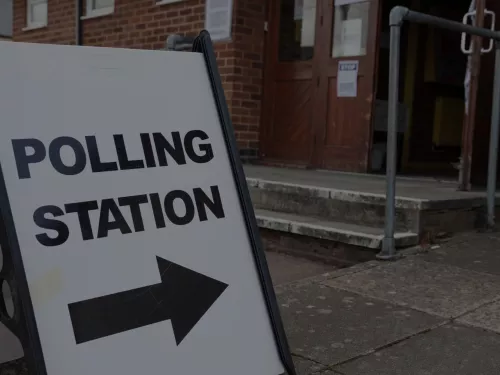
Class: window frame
26,0,48,29
156,0,184,5
85,0,114,18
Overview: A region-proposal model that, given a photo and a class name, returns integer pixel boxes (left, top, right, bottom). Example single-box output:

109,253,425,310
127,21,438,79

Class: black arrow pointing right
68,256,228,345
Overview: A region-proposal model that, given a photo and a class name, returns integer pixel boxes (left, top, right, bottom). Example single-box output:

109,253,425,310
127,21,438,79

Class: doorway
371,0,472,177
260,0,382,172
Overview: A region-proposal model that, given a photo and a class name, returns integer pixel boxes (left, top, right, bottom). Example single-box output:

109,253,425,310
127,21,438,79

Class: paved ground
0,252,338,375
5,233,500,375
274,231,500,375
0,324,22,366
266,251,337,285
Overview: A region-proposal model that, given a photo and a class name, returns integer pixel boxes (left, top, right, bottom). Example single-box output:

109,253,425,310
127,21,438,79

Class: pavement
272,231,500,375
4,232,500,374
266,252,336,286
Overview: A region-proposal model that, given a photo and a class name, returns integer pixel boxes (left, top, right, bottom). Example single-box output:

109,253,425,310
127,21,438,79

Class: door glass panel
332,1,370,58
279,0,317,61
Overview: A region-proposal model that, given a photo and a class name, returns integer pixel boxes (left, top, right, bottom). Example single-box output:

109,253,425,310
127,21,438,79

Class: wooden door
260,0,322,166
312,0,381,171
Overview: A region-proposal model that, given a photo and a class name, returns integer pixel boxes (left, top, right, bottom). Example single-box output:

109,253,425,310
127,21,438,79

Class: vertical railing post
378,7,407,260
459,0,486,191
486,42,500,228
378,6,500,255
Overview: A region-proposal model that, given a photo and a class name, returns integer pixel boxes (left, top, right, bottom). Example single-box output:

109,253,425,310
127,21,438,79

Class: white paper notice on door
337,60,359,97
300,0,316,47
294,0,303,20
342,19,363,56
205,0,233,41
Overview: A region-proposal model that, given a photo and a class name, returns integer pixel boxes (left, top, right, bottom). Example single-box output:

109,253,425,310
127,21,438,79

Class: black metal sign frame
193,31,296,375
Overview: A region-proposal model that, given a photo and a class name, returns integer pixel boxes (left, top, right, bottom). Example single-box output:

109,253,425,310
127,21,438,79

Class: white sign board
337,60,359,97
205,0,233,41
0,41,289,375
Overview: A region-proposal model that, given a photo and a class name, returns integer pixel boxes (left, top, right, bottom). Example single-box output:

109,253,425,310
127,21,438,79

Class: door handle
461,10,475,55
461,9,497,55
482,10,496,54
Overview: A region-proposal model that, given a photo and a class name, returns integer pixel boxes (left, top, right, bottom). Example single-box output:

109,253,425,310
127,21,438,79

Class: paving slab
276,281,443,366
457,300,500,333
291,356,329,375
420,232,500,277
324,258,500,318
0,359,27,375
335,324,500,375
0,323,23,365
266,252,336,286
274,261,381,291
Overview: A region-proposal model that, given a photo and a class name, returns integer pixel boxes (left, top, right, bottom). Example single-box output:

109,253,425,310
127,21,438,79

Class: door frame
259,0,324,167
260,0,382,171
311,0,382,171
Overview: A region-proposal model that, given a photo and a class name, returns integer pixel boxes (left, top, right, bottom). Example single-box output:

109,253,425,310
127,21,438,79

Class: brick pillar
228,0,266,161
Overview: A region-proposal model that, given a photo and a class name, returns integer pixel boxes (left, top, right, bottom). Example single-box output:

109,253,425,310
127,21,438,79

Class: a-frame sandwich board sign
0,31,296,375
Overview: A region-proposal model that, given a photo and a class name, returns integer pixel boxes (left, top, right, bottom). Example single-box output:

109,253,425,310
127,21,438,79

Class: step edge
247,177,424,209
247,177,496,211
255,212,419,249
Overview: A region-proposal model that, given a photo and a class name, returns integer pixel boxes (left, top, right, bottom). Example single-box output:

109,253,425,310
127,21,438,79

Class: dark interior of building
373,0,473,178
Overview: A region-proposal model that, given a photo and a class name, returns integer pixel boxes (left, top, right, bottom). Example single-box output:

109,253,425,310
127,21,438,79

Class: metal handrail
379,6,500,259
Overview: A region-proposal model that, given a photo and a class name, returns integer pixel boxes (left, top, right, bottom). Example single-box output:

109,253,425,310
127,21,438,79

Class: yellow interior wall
295,20,302,42
433,97,465,146
402,11,464,171
426,24,464,147
401,18,419,169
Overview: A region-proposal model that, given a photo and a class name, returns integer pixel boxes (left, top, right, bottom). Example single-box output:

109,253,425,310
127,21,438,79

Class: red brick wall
12,0,266,160
230,0,266,158
14,0,76,45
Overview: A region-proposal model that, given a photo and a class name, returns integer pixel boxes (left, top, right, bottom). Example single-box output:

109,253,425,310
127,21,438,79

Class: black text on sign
11,131,227,247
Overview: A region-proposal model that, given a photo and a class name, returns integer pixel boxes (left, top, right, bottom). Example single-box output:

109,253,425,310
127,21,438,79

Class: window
278,0,317,62
331,1,370,58
86,0,114,17
27,0,47,28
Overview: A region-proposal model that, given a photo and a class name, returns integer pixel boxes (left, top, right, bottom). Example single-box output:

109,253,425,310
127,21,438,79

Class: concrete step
245,166,500,246
255,209,419,250
248,177,421,232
